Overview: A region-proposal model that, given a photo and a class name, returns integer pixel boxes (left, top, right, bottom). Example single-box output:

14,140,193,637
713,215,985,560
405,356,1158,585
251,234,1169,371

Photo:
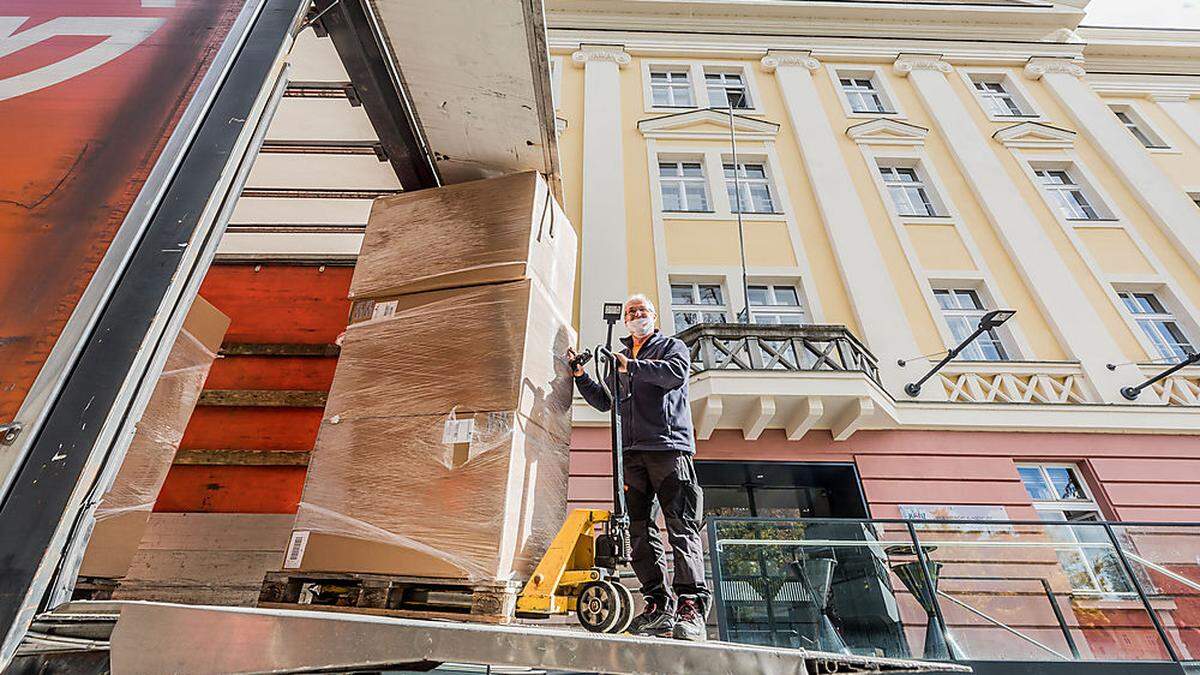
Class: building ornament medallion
570,45,631,68
893,54,952,77
1023,57,1085,80
760,51,820,73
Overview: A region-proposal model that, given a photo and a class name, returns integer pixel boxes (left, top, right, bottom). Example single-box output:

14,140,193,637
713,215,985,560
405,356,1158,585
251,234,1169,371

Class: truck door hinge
0,422,22,445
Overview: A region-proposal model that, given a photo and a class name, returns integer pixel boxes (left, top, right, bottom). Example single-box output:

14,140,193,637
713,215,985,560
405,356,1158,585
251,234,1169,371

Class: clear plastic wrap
350,171,577,310
290,279,575,582
93,330,214,521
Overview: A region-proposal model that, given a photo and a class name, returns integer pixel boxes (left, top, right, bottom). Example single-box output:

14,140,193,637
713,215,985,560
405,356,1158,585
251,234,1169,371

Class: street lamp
903,309,1016,397
1119,350,1200,401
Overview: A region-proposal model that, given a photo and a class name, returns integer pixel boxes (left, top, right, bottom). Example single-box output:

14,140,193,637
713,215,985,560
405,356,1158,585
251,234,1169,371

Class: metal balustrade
707,517,1200,666
677,323,882,386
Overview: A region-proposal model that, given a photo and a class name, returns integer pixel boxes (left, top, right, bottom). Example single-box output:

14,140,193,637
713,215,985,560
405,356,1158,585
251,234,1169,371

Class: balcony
676,323,895,441
708,517,1200,672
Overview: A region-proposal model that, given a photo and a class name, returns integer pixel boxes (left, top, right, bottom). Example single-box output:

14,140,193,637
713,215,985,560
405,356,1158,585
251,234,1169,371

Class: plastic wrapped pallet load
78,295,230,579
286,171,577,584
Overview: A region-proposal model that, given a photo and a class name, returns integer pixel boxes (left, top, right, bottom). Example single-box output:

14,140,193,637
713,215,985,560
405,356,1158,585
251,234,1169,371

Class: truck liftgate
17,600,968,674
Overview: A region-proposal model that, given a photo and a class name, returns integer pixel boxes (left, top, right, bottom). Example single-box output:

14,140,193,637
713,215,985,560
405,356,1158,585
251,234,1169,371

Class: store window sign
900,504,1013,534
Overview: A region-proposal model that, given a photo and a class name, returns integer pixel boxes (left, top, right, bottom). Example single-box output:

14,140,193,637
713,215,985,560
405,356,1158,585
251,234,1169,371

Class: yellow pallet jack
516,303,636,633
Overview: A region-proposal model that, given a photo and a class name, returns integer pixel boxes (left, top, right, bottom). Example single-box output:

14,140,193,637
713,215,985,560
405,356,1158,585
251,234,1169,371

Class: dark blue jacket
574,330,696,454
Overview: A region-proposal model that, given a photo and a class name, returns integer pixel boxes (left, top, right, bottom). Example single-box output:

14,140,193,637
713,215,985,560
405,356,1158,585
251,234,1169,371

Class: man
567,294,710,641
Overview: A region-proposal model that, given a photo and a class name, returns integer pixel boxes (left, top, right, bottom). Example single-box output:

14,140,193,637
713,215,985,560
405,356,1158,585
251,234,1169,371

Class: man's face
624,300,655,325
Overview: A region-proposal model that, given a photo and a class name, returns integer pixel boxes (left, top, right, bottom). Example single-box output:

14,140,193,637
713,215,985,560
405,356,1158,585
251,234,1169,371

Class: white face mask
625,316,655,337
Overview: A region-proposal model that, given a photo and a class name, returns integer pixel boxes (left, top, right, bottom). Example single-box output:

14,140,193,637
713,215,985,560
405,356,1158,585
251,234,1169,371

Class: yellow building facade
549,0,1200,437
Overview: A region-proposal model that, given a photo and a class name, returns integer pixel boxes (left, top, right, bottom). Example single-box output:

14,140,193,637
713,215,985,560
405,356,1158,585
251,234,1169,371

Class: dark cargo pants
623,450,710,613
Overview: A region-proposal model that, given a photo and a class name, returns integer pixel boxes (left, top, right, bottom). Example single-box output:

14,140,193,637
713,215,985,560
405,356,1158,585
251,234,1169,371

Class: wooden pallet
257,571,522,624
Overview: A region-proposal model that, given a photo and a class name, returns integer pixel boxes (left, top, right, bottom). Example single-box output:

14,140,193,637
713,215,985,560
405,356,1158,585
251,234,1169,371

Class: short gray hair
623,293,657,316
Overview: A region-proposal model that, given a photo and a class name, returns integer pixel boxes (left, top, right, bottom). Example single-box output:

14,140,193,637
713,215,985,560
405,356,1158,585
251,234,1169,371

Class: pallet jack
515,302,637,633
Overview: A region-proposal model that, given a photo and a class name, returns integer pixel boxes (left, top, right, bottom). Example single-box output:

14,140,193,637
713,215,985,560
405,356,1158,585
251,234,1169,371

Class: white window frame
959,70,1042,122
931,286,1011,361
704,67,753,111
828,65,905,119
648,67,695,109
1108,103,1175,152
876,160,946,218
1115,288,1196,361
1016,463,1136,597
722,159,779,215
746,282,807,325
642,61,763,114
657,158,711,213
1030,163,1113,222
669,280,730,332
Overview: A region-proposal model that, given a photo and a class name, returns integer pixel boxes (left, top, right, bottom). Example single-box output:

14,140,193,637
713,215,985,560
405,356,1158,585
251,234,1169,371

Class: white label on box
443,418,474,444
284,531,310,569
372,300,398,320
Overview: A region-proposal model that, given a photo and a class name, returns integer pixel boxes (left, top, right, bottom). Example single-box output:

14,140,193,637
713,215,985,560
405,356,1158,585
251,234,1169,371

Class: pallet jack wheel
608,581,635,634
576,580,622,633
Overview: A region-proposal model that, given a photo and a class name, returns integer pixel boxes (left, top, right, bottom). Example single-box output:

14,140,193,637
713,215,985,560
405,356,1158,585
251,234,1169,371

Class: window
1110,106,1166,149
879,166,939,217
748,285,805,325
658,161,709,212
933,288,1008,360
1018,463,1134,596
650,69,693,107
1035,169,1101,221
1118,291,1195,360
706,70,750,109
724,162,775,214
839,76,890,114
972,79,1026,117
671,283,728,330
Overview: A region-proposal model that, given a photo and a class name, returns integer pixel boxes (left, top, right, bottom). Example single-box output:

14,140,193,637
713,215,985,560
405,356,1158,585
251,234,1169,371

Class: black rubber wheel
576,580,622,633
608,581,635,634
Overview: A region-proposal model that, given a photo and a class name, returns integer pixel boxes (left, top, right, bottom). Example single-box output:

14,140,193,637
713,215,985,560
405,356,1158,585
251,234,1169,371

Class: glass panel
684,182,709,211
1112,523,1200,661
1019,466,1054,501
671,284,696,305
1046,467,1088,501
748,286,770,306
698,285,723,305
674,311,700,329
774,287,800,306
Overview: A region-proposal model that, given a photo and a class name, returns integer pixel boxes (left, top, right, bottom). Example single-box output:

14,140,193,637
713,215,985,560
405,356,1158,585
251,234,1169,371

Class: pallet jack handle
596,302,630,565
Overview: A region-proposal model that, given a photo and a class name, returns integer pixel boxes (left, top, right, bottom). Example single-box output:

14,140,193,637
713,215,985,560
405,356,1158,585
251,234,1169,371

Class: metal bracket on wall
0,423,21,445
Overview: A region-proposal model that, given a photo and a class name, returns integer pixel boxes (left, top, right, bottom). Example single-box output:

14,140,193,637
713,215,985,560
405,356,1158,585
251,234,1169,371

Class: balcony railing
707,517,1200,666
677,323,881,387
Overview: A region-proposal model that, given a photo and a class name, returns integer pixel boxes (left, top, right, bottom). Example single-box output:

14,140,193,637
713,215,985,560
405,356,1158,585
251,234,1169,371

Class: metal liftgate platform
17,600,969,674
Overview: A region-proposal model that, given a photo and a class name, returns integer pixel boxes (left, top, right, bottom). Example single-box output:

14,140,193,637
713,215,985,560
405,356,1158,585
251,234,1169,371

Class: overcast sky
1083,0,1200,28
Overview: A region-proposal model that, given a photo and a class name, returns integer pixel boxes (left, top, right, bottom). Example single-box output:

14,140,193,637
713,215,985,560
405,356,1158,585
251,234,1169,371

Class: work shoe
671,598,707,642
629,599,676,637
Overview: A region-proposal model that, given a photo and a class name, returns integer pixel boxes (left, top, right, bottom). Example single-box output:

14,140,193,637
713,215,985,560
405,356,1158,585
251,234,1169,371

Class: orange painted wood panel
198,263,353,344
862,479,1031,506
204,355,338,391
154,465,306,513
855,454,1017,481
180,407,323,452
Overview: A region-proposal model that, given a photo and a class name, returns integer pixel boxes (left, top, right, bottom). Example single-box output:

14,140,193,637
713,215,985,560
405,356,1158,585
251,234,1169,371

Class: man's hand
614,352,629,373
566,348,585,376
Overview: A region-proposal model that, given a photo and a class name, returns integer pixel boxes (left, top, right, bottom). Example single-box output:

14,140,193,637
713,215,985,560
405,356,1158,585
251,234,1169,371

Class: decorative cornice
1149,93,1194,103
846,118,929,147
760,51,820,73
893,54,952,77
1024,57,1085,80
571,44,631,68
993,121,1076,149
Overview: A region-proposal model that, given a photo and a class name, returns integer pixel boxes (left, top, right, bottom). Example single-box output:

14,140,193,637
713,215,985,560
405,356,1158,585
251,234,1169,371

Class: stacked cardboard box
78,295,230,579
287,172,577,583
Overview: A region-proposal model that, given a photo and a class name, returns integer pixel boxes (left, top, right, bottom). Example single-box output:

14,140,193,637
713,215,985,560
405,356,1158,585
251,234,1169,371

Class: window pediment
994,121,1076,149
845,118,929,146
637,109,779,140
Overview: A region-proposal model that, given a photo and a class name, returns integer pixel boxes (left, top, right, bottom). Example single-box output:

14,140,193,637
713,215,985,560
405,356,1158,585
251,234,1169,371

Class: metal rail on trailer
16,600,970,674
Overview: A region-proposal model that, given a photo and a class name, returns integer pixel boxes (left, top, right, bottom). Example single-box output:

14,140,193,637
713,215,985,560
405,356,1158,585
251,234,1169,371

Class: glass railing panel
913,520,1172,662
1112,523,1200,663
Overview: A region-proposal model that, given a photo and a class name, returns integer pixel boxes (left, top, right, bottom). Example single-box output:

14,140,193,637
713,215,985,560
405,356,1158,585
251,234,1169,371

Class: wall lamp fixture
903,309,1016,397
1119,351,1200,401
